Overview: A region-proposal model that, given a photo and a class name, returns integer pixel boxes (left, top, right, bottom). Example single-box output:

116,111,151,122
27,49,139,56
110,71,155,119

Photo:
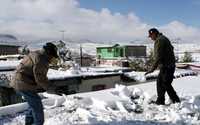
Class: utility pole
60,30,65,41
80,44,83,67
173,37,181,62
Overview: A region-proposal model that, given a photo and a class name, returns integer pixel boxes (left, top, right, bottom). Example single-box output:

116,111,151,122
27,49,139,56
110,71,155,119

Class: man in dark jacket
10,42,59,125
145,28,180,105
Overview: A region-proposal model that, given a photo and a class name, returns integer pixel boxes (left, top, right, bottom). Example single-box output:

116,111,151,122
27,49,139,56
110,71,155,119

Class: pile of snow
0,60,20,70
124,71,148,82
125,69,197,82
174,69,198,77
47,67,122,80
1,75,200,125
81,66,128,73
47,68,81,80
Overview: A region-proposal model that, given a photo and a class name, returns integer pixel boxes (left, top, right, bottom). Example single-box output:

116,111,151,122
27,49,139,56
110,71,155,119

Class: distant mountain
0,34,18,42
0,34,21,47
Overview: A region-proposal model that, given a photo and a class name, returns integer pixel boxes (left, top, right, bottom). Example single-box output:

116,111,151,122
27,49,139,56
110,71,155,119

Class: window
120,49,123,57
97,49,101,53
107,48,112,52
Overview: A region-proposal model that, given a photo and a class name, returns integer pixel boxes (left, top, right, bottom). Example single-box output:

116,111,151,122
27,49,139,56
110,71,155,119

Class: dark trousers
18,91,44,125
156,66,180,104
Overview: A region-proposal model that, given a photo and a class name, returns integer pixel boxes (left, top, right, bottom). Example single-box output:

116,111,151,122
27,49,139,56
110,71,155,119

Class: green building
97,44,146,59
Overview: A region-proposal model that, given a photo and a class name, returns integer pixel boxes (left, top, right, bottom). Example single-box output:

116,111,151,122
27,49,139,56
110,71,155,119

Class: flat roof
97,45,146,49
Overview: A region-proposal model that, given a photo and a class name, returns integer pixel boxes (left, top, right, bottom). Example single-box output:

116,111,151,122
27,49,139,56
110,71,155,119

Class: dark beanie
148,28,159,34
43,42,58,58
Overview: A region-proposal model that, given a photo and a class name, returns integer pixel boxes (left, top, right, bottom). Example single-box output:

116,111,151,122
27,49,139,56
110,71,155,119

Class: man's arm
33,62,50,90
145,40,164,75
152,39,165,70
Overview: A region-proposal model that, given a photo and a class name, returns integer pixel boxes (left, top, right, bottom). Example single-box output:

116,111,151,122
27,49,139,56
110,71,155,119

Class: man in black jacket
145,28,180,105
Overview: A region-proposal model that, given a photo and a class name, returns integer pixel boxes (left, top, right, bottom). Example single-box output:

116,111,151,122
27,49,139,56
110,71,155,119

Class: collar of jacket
154,33,164,46
155,33,163,41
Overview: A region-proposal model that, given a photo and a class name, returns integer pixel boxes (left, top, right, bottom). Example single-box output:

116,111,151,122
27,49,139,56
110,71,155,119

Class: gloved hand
145,70,154,76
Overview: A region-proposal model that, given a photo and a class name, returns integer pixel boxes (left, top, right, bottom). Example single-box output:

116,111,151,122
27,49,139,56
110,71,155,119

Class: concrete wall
79,75,121,93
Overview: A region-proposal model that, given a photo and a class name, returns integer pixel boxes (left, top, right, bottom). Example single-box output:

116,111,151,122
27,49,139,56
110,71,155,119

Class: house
74,56,96,66
0,44,20,55
96,44,146,66
0,34,20,55
97,44,146,59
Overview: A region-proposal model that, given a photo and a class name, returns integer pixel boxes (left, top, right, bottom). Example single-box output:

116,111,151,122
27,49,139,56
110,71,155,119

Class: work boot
155,100,165,105
172,98,181,104
149,100,165,105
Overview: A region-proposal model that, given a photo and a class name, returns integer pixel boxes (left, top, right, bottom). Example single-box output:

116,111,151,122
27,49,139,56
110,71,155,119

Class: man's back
154,34,175,67
10,50,49,91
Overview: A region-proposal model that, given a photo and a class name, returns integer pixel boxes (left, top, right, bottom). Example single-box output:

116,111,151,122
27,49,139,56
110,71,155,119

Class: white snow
1,74,200,125
47,67,123,80
0,60,20,70
124,68,198,82
0,43,200,125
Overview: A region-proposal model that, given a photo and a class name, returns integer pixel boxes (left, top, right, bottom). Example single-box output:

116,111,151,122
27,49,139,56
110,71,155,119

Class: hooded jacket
10,49,50,91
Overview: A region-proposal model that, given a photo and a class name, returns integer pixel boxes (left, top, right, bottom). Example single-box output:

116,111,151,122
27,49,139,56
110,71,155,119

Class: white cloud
160,21,200,43
0,0,200,43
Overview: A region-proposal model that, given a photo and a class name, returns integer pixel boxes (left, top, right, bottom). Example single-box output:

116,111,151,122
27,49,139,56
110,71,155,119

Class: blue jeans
18,91,44,125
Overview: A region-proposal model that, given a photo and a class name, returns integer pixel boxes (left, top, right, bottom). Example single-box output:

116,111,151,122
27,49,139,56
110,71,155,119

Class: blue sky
0,0,200,42
79,0,200,27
